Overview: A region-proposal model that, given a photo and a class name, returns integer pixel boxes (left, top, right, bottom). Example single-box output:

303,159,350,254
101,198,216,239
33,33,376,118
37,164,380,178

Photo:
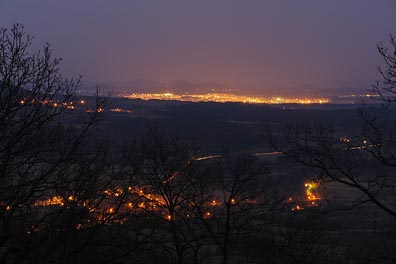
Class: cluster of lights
291,181,321,211
19,99,78,109
124,93,330,105
7,159,324,232
8,180,324,234
339,137,351,143
338,94,377,98
339,137,370,145
305,181,320,206
110,108,133,113
10,184,247,235
17,97,123,114
18,98,88,110
24,181,324,225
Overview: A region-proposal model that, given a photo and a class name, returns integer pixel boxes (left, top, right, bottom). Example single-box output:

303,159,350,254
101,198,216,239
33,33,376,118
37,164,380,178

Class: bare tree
273,36,396,218
119,128,284,264
185,153,281,264
371,35,396,103
267,35,396,263
0,24,109,263
120,128,205,264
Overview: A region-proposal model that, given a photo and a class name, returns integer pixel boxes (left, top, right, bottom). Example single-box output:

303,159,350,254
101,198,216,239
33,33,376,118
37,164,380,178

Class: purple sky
1,0,395,95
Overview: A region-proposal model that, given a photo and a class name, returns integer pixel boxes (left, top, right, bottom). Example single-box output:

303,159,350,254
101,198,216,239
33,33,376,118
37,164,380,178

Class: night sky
1,0,395,95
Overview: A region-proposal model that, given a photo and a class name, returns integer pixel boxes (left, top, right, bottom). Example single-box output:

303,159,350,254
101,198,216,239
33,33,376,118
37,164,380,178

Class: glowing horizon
123,92,331,104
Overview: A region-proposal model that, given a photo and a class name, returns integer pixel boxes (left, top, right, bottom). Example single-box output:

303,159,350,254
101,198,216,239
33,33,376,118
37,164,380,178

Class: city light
291,181,321,211
124,93,330,104
305,181,320,203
